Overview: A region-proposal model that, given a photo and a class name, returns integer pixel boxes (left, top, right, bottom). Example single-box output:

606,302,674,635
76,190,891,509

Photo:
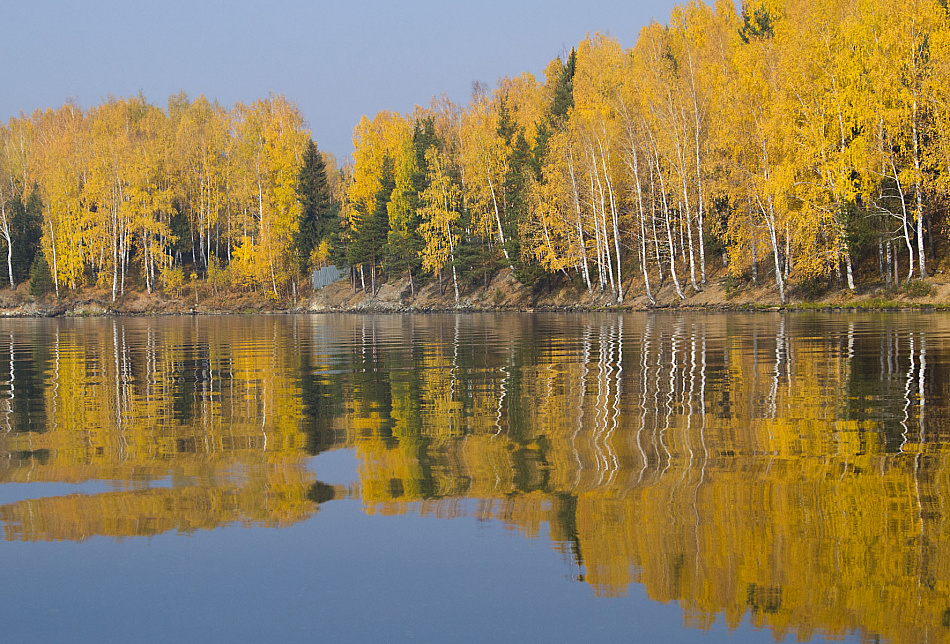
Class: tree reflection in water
0,312,945,643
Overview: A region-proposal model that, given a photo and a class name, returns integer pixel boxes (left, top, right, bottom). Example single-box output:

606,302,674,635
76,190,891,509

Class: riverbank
307,269,950,313
2,267,950,317
0,284,293,317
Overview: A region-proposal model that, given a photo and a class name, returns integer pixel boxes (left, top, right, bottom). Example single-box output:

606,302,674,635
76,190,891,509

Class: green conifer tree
347,157,393,293
294,140,339,273
29,253,54,296
2,190,43,287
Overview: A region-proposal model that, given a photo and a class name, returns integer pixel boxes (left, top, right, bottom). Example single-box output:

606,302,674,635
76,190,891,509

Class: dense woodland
344,0,950,305
0,93,343,301
3,0,950,305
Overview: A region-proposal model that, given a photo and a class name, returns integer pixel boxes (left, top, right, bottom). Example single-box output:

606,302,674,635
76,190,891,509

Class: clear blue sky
3,0,682,160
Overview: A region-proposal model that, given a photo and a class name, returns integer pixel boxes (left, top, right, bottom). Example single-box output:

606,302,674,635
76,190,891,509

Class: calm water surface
0,312,946,642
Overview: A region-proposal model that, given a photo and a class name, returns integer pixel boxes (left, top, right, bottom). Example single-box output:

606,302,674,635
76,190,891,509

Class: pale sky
3,0,682,159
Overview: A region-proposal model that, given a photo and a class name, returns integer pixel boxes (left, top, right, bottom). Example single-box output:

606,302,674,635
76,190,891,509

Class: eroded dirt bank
1,267,947,317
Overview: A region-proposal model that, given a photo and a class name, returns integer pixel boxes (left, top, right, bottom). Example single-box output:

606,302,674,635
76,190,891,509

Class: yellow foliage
160,264,185,296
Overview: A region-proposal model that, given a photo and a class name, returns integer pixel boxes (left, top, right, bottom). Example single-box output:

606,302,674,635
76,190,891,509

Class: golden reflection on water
0,313,948,643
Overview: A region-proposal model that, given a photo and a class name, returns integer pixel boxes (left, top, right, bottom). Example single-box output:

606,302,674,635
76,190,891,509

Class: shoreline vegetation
2,0,950,316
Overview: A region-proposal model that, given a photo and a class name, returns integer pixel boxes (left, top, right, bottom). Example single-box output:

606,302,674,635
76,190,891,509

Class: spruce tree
29,253,54,296
382,120,435,290
294,140,339,273
533,48,577,181
505,131,542,284
2,190,43,287
550,48,576,125
347,157,393,293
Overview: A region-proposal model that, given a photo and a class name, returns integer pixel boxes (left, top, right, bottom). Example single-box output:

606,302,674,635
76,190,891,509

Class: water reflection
0,313,948,643
0,317,339,541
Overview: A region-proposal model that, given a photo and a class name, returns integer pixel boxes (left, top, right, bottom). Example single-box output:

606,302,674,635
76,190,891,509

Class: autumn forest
1,0,949,307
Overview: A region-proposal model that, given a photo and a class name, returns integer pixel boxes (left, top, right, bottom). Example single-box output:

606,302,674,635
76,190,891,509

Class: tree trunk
680,175,699,292
598,138,623,303
759,195,786,305
913,98,927,278
567,149,592,296
49,217,59,298
1,209,12,289
651,141,683,300
628,140,654,306
485,171,511,266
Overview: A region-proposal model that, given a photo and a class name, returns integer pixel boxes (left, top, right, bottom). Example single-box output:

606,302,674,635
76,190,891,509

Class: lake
0,311,945,643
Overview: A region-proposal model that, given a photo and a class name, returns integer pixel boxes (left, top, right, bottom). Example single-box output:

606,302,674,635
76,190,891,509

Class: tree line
343,0,950,304
2,0,949,305
0,92,342,300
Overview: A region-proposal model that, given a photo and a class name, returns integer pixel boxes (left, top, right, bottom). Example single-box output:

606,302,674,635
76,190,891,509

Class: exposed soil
0,282,293,317
2,266,949,317
305,266,950,313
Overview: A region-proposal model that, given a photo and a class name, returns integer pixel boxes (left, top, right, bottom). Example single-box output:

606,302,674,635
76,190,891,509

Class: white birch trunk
49,217,59,298
654,148,684,300
913,99,926,278
633,150,654,305
757,194,785,304
567,150,593,296
598,138,623,302
485,171,511,265
889,155,915,281
0,203,12,289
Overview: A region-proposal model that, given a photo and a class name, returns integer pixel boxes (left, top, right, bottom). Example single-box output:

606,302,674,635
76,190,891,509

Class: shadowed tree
10,189,43,285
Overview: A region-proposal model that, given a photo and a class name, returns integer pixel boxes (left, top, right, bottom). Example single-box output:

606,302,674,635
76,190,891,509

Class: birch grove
342,0,950,303
2,0,950,303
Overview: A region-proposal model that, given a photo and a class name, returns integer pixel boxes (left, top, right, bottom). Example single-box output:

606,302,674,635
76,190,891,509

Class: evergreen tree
533,48,577,181
496,95,517,144
169,204,193,268
493,96,528,276
412,117,439,176
294,139,339,273
28,253,54,296
383,120,435,291
2,190,43,287
347,157,393,293
550,48,576,125
739,3,776,42
504,131,536,283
